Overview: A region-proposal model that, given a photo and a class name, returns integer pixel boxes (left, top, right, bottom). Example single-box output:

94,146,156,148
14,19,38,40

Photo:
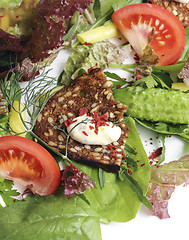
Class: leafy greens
0,117,151,239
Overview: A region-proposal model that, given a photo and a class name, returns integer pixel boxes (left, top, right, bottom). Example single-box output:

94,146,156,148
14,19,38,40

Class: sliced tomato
112,3,186,66
0,136,61,196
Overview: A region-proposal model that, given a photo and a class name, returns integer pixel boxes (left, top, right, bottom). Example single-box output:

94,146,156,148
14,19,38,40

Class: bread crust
35,68,128,172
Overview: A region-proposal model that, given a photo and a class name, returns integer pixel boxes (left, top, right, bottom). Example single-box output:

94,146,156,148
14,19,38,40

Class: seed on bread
35,68,128,172
149,0,189,27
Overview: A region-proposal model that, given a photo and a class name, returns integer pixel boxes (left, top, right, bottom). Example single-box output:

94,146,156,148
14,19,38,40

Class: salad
0,0,189,239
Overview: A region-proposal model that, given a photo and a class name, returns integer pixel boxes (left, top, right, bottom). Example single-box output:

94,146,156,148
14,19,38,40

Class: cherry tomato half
112,3,186,66
0,136,61,196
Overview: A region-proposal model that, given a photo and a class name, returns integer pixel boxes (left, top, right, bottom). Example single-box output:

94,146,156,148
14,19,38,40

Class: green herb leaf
124,143,137,155
63,11,80,41
98,168,105,189
153,62,185,83
111,0,143,11
76,117,151,222
118,169,153,210
104,71,124,81
0,179,19,207
135,119,189,142
179,26,189,62
104,71,127,89
134,74,158,88
122,156,138,173
1,68,58,137
157,135,166,165
77,194,90,205
93,0,101,19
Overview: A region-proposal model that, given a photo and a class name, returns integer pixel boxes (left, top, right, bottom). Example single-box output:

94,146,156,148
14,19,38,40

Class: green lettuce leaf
0,0,22,8
179,26,189,62
100,0,142,13
135,119,189,142
0,117,150,239
60,41,131,85
76,117,151,222
0,192,102,240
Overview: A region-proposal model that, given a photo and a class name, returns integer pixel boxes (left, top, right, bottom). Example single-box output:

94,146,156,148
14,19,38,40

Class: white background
46,50,189,240
1,49,189,240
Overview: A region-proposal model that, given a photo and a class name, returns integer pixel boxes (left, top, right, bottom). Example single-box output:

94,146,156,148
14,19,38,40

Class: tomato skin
112,3,186,66
0,136,61,196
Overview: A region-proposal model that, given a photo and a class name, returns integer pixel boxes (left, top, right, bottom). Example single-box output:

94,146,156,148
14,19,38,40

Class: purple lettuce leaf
0,29,23,53
0,0,92,63
16,57,40,82
178,58,189,86
61,165,96,199
27,0,93,62
146,155,189,219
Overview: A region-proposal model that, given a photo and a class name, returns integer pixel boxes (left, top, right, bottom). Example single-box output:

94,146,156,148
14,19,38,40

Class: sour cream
67,114,121,145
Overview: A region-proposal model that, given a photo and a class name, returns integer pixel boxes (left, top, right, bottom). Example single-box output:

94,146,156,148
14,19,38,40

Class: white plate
1,48,189,240
45,49,189,240
102,128,189,240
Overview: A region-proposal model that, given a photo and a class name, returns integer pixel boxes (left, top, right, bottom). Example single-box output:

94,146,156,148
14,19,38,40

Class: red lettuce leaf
0,29,22,53
27,0,93,62
147,183,175,219
0,0,92,63
178,58,189,86
16,58,39,81
61,165,96,199
147,155,189,219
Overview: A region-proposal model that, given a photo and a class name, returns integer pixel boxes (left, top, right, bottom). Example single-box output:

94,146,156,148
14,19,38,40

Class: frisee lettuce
60,41,132,85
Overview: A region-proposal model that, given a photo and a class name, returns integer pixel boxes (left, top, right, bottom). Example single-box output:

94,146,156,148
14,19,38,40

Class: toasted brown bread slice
35,68,128,172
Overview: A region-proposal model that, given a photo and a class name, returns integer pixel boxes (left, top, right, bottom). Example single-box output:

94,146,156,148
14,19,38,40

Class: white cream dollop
67,114,121,145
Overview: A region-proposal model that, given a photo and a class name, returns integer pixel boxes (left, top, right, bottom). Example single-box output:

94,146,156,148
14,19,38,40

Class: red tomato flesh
0,136,61,196
112,3,186,66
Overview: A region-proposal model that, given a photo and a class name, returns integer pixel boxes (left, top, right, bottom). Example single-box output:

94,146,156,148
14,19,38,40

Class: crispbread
35,68,128,172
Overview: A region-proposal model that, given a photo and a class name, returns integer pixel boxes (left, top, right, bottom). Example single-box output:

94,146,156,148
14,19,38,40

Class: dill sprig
47,114,96,179
0,68,95,181
1,68,58,135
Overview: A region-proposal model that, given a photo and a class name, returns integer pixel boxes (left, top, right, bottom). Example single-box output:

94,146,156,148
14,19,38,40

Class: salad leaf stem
83,4,96,24
62,11,80,41
72,8,114,48
156,135,166,165
109,63,136,73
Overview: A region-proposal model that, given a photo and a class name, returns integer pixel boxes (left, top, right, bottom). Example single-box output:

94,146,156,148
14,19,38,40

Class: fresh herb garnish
0,178,19,207
62,11,80,41
98,168,105,189
118,168,153,210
